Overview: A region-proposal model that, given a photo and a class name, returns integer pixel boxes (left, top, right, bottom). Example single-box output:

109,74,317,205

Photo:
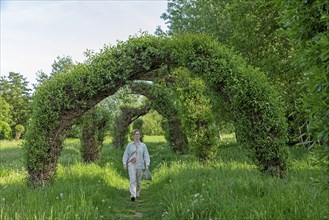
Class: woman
122,129,150,201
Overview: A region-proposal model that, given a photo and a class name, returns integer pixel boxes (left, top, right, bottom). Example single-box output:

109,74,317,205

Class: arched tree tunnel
128,81,189,154
23,34,288,186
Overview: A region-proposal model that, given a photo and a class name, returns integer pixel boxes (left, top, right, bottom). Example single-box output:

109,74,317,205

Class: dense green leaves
0,97,12,122
162,0,304,146
140,110,164,136
24,34,288,186
112,104,151,148
169,68,218,160
0,121,11,140
277,0,329,188
80,106,110,163
128,81,188,153
0,97,12,138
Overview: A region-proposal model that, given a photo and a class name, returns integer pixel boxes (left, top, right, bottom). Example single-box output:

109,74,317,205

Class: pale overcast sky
0,0,168,86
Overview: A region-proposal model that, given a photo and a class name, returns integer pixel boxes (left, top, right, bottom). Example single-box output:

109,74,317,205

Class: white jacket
122,141,150,169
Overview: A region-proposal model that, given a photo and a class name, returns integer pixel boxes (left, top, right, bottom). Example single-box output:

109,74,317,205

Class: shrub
0,121,12,140
15,124,25,140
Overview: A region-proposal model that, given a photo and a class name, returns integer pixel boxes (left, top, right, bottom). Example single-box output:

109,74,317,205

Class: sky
0,0,169,87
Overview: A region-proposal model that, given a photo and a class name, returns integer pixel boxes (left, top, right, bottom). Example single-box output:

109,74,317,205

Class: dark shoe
131,197,135,201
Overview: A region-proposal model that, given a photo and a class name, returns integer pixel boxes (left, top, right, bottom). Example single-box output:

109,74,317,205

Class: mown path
100,146,162,219
103,140,168,219
119,181,158,219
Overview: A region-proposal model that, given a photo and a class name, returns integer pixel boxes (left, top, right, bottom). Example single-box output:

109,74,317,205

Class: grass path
100,136,169,219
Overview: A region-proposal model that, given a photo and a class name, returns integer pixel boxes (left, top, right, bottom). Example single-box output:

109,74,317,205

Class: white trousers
128,164,143,198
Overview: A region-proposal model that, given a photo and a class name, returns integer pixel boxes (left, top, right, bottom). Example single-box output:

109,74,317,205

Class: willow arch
80,106,109,163
24,34,288,186
128,81,189,154
112,104,151,148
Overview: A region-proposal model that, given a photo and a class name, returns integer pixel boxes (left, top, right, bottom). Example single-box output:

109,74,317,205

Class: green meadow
0,136,327,220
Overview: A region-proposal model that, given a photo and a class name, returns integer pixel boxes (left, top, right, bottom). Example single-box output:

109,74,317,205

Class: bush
0,121,12,140
141,110,164,136
15,124,25,140
15,124,25,132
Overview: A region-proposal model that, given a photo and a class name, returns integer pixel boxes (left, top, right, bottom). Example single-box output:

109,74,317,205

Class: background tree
161,0,304,146
276,0,329,188
0,96,13,127
0,121,11,140
0,72,31,137
0,93,12,139
140,110,164,136
51,55,74,74
33,70,49,89
33,56,75,89
100,86,144,136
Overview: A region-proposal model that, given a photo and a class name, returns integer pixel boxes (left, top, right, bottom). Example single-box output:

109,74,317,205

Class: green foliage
162,0,296,81
0,97,12,125
162,0,305,147
66,124,80,138
140,110,164,136
112,104,151,148
0,121,11,140
80,106,109,163
15,124,25,132
0,72,31,136
128,81,188,154
14,124,25,140
170,68,218,160
24,33,288,186
132,118,144,130
276,0,329,187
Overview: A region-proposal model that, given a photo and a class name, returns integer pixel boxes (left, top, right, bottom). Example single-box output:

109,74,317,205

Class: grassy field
0,135,328,219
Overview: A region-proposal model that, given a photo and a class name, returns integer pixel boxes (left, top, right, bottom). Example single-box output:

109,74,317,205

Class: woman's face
133,132,141,141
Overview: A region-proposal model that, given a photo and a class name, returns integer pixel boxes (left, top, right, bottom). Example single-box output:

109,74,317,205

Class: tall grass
0,136,327,219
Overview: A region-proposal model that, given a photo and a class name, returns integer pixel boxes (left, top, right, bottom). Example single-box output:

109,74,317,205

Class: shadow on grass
57,148,82,166
0,147,24,162
288,146,314,160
